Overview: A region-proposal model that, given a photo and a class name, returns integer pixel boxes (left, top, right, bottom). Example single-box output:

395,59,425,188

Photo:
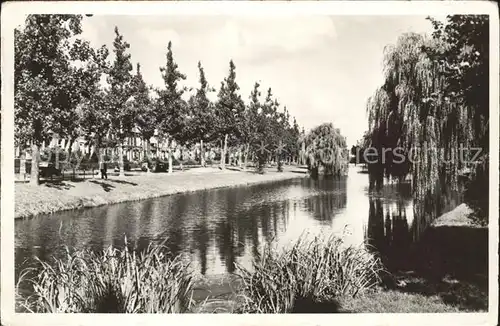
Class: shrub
235,234,383,313
464,154,488,226
17,241,194,313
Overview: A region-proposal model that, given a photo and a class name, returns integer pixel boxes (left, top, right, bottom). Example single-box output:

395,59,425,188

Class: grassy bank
342,203,488,313
15,166,306,219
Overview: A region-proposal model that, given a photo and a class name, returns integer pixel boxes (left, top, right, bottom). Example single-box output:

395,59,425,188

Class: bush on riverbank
463,155,489,226
17,242,194,313
235,234,384,313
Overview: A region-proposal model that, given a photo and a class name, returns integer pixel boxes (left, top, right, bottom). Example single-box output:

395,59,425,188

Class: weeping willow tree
366,32,443,194
303,123,349,177
365,15,489,209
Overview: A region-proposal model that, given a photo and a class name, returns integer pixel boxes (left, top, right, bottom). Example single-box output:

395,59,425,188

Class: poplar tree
215,60,245,169
187,61,215,167
107,27,135,177
157,41,187,174
132,63,155,167
244,81,262,168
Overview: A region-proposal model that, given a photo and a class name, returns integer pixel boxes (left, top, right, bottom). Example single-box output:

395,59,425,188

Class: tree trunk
143,137,151,172
276,153,283,172
91,145,96,178
221,134,228,170
69,138,81,171
67,138,74,155
200,139,206,167
179,147,184,171
142,137,148,160
119,143,125,177
238,147,243,168
243,143,249,169
20,156,26,181
168,147,173,174
30,142,40,185
146,140,151,172
301,142,306,165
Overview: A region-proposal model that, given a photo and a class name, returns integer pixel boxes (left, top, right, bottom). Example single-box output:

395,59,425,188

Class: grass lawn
340,287,461,313
15,166,306,219
341,203,488,313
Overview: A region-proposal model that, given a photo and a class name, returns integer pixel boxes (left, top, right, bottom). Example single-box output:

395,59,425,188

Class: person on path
102,162,108,179
100,160,108,179
100,160,104,179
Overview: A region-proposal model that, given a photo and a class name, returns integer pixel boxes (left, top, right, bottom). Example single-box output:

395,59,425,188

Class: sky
79,15,438,146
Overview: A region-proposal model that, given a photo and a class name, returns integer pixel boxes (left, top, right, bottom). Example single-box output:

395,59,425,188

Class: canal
15,164,461,281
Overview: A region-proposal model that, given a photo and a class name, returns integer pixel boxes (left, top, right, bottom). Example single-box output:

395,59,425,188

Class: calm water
15,164,460,279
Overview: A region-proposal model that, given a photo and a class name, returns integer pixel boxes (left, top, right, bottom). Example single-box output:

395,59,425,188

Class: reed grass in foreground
235,234,384,313
17,242,194,313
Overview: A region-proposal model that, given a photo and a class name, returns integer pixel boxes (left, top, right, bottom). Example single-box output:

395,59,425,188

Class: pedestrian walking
100,160,104,179
102,162,108,179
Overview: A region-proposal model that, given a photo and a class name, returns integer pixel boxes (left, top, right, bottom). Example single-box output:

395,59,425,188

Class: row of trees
361,15,488,218
15,15,304,185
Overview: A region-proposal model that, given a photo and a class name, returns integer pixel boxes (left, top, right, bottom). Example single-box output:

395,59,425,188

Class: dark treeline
355,15,489,223
14,15,307,185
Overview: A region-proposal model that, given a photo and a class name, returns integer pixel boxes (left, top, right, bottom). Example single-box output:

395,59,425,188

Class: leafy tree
15,14,88,185
186,61,215,167
215,60,245,169
303,123,349,177
243,81,262,168
426,15,489,150
106,26,135,176
131,63,155,168
251,87,275,173
273,102,289,172
427,15,489,222
76,43,110,168
351,131,372,165
157,41,188,173
287,116,301,164
365,15,489,208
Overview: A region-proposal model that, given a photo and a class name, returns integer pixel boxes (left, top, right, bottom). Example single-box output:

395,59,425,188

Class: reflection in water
366,185,461,272
302,177,347,223
366,197,412,271
15,165,459,283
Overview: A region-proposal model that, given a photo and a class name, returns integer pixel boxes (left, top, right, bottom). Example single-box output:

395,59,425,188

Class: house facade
14,126,208,168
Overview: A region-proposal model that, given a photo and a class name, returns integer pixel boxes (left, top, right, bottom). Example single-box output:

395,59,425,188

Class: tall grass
17,242,194,313
235,234,384,313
